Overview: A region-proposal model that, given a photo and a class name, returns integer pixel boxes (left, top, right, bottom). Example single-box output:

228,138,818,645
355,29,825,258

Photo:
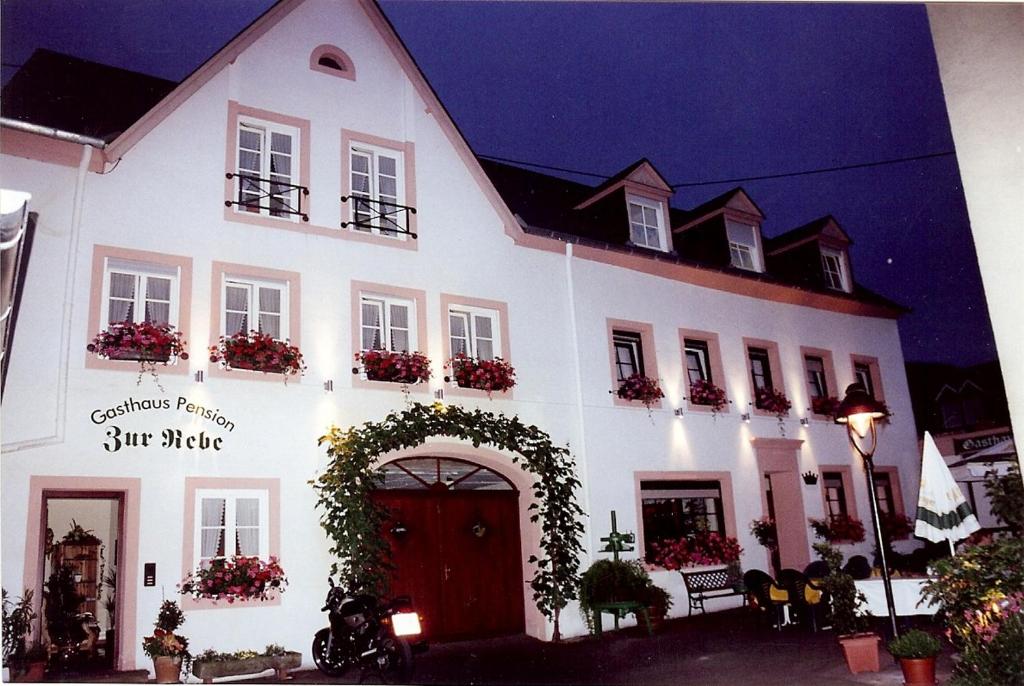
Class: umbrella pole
948,538,956,557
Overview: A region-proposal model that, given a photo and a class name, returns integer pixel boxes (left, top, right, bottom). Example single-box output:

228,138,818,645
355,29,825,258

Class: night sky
0,1,998,366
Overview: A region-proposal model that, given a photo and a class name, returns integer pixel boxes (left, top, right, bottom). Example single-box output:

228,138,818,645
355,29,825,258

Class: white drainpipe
2,122,101,451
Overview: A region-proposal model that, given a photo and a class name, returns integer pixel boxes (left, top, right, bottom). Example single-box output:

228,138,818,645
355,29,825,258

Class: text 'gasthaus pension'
90,396,236,453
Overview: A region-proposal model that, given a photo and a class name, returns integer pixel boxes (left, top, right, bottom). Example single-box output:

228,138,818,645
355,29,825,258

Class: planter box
107,349,171,363
839,633,880,674
226,359,287,374
192,652,301,683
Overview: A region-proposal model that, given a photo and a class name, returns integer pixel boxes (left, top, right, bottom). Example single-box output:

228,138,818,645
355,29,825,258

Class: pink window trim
607,318,662,409
818,464,861,523
223,101,312,231
743,337,786,418
181,477,282,611
799,345,839,420
340,129,418,251
850,354,886,403
85,245,193,375
350,280,430,393
633,470,738,568
23,476,141,671
439,294,514,400
679,328,729,414
309,44,356,80
208,261,302,384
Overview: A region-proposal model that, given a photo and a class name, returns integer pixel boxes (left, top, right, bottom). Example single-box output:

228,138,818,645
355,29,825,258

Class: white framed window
684,339,712,385
613,330,645,381
448,306,500,360
350,144,405,238
360,294,415,352
726,219,762,272
235,119,300,220
222,276,288,340
195,489,270,567
101,259,179,329
627,196,665,251
805,355,828,399
821,247,849,291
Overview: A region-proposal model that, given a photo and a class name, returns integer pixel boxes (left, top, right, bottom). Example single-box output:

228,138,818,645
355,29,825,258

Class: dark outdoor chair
803,560,830,581
776,568,827,632
742,569,790,631
843,555,872,580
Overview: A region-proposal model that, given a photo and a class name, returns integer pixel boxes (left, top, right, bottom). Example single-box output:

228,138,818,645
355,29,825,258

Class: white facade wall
1,0,922,671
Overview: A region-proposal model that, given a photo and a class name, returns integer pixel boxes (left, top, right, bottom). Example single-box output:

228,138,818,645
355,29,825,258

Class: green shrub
578,559,650,632
887,629,941,658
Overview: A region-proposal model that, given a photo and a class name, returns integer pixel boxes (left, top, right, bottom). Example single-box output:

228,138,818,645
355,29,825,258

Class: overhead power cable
476,150,957,188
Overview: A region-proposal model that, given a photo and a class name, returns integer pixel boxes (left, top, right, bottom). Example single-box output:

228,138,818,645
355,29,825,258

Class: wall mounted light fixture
323,379,334,392
434,388,445,401
800,417,810,427
194,371,204,383
673,408,684,418
740,412,751,423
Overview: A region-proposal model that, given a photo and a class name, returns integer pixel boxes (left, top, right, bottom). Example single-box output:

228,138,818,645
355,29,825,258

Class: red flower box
811,395,842,417
355,349,431,385
88,320,188,364
179,555,288,603
755,387,791,418
689,379,728,413
648,532,743,569
809,514,866,544
616,374,664,408
210,331,305,378
445,353,516,396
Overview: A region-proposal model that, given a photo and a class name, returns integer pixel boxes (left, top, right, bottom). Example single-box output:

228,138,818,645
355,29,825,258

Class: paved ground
243,609,954,686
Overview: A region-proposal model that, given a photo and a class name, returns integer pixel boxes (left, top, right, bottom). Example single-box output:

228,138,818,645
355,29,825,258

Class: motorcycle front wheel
312,628,352,677
376,635,413,683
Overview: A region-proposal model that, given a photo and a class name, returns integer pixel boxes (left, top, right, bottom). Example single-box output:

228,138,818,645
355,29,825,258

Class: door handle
444,565,451,581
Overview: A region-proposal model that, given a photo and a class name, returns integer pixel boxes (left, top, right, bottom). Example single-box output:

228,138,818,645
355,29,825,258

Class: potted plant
814,542,879,674
688,379,728,415
615,374,664,410
810,395,841,417
142,600,190,683
43,564,84,666
354,349,431,385
191,644,301,683
640,581,673,632
888,629,941,686
87,320,188,387
179,555,288,603
3,588,45,682
647,531,743,570
809,514,866,544
577,559,651,634
444,353,516,397
210,330,305,380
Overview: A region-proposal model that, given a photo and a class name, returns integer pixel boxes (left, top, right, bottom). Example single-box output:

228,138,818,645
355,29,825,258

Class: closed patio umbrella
915,431,981,555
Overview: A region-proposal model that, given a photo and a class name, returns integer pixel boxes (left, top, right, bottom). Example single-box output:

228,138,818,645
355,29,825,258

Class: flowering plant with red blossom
749,516,779,551
445,353,516,397
141,600,191,665
616,374,664,409
88,320,188,387
355,349,431,385
210,331,305,379
755,387,791,418
648,532,743,569
809,514,866,544
811,395,841,418
879,511,913,541
179,555,288,604
689,379,728,414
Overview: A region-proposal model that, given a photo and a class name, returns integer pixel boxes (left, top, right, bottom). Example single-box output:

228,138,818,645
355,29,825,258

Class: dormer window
627,196,666,251
725,219,762,272
821,247,849,291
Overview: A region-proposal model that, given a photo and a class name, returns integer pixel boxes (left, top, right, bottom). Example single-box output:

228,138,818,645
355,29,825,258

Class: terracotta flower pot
899,656,937,686
153,655,183,683
16,660,47,682
839,633,880,674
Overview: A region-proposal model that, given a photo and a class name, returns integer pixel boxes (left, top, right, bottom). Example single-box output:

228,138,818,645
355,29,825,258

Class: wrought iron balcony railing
225,172,310,221
340,195,417,239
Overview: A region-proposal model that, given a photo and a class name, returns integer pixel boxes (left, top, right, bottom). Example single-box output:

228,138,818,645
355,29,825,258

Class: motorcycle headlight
392,611,421,637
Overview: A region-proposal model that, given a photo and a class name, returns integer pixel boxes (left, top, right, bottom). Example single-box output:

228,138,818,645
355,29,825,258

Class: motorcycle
312,577,423,681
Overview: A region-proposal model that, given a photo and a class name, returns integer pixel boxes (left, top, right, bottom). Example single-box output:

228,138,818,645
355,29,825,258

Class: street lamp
834,382,899,639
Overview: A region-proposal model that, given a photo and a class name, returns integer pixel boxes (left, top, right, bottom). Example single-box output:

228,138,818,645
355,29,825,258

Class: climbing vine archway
313,402,585,640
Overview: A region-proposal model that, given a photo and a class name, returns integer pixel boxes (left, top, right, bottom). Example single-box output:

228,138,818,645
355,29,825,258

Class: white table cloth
854,578,938,616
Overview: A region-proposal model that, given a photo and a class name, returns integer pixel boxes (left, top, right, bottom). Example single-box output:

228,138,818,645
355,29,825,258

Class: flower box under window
616,374,664,408
755,387,791,417
88,321,188,364
689,379,727,412
355,349,431,385
210,331,305,378
446,353,516,396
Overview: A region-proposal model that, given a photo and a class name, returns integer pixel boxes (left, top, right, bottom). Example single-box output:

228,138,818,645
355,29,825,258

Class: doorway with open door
40,492,124,676
372,457,526,642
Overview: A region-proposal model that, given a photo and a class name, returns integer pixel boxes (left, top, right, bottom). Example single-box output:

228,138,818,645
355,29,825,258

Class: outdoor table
853,578,938,616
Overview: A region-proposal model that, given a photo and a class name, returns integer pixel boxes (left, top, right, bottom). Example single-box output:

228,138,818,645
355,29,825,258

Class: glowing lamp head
835,383,886,457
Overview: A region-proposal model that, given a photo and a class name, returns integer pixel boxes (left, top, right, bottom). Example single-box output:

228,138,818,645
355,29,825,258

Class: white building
1,0,922,674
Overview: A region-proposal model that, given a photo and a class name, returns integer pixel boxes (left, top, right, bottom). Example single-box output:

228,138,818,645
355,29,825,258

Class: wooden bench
590,601,653,637
679,567,747,615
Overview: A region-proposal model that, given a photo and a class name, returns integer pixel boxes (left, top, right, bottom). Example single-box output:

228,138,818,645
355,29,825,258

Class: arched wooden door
372,457,526,641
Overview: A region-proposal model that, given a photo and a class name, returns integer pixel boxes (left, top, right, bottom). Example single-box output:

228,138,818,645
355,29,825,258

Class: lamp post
834,382,899,639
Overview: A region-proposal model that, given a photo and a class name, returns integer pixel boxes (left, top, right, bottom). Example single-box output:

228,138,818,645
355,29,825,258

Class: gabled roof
574,158,673,210
672,187,765,230
766,215,852,255
1,48,176,142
